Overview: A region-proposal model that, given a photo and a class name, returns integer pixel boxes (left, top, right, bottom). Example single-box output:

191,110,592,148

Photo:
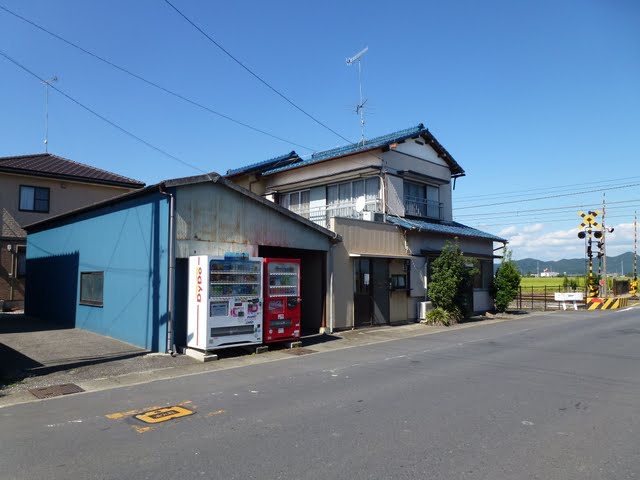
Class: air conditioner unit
417,301,432,320
362,212,384,222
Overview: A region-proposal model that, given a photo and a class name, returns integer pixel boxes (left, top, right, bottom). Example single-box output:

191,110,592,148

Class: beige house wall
0,172,138,307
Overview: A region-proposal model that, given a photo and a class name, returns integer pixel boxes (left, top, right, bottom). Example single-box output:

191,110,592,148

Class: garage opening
258,246,327,335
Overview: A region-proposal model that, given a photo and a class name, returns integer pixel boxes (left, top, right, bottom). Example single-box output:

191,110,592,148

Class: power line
454,198,640,220
456,177,640,203
162,0,353,145
454,182,640,210
0,49,206,173
0,3,315,152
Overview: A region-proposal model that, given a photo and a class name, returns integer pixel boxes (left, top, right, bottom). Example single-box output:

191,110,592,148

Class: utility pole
632,211,638,298
601,193,607,298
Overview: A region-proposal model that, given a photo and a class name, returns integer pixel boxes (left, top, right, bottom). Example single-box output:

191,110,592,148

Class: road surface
2,309,639,479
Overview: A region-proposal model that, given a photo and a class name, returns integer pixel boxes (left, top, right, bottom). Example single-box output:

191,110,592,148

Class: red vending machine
263,258,301,343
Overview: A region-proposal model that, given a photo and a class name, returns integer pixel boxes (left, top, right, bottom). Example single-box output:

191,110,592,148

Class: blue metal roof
263,124,430,175
225,151,301,177
387,216,507,243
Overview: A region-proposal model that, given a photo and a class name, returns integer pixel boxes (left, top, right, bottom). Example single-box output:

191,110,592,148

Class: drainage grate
29,383,85,399
282,347,317,356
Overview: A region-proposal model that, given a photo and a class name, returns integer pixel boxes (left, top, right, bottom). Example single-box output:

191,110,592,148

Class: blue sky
1,0,639,262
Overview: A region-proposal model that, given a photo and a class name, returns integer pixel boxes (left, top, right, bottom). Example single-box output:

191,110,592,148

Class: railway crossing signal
578,210,601,298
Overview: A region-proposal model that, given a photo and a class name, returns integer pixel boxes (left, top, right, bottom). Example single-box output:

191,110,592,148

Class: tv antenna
42,75,58,153
345,46,368,145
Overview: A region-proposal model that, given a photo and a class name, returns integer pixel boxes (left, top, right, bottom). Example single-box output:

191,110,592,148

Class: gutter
159,185,176,355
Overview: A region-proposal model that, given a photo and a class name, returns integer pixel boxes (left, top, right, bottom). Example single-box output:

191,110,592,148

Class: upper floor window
327,177,380,210
404,181,440,219
279,190,310,218
19,185,50,213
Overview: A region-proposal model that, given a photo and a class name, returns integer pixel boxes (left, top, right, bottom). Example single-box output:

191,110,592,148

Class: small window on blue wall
80,271,104,306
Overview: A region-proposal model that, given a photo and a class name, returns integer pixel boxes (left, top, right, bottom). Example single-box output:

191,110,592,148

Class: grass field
519,276,585,292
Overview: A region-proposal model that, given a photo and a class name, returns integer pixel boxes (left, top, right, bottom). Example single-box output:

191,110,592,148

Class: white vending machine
188,253,263,350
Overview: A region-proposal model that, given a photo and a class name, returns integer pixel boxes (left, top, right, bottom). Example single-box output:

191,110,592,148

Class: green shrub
428,240,476,319
424,307,457,326
493,250,521,312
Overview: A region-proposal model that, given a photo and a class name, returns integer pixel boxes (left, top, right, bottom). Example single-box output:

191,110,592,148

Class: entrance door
353,258,390,327
354,258,372,327
371,258,390,325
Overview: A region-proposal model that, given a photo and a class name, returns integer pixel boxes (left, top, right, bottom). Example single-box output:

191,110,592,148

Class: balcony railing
289,199,382,228
404,196,443,220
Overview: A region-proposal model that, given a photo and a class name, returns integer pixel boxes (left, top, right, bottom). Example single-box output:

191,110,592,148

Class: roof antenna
345,47,368,146
42,75,58,153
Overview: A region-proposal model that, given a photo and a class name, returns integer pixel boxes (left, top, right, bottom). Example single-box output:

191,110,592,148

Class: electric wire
0,49,207,173
162,0,353,145
454,182,640,210
0,3,315,152
455,174,640,203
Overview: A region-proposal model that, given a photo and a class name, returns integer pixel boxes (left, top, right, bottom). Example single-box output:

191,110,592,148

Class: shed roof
386,216,506,243
25,171,341,242
0,153,145,188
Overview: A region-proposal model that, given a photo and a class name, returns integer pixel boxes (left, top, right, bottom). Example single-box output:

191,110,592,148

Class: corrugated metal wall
26,193,170,351
175,183,332,258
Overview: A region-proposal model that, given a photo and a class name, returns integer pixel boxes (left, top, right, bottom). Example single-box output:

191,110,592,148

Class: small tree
427,240,475,323
493,250,521,312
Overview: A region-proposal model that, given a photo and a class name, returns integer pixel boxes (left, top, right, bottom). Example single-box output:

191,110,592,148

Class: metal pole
602,193,607,298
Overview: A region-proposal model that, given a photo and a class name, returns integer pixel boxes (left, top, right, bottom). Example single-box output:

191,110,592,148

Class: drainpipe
328,243,336,334
160,186,176,355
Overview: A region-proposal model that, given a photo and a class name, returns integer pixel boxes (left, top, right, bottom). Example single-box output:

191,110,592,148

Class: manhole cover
283,348,317,356
29,383,85,399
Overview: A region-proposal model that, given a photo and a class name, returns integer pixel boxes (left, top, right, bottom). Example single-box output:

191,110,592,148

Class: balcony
289,199,383,228
404,196,443,220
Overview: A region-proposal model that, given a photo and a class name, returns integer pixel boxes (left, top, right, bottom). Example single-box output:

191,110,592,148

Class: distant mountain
509,252,640,276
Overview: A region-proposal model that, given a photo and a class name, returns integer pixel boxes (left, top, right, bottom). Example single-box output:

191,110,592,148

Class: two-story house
0,153,145,310
226,124,506,329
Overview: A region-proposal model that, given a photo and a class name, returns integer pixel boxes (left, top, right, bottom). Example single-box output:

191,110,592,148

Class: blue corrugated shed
26,191,170,351
387,216,506,243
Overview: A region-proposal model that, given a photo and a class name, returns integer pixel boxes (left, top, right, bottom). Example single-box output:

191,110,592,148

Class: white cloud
523,223,544,233
498,226,518,236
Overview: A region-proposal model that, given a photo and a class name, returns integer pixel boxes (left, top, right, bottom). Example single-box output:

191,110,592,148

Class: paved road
2,309,640,479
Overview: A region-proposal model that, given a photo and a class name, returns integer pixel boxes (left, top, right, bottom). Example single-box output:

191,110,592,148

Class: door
371,258,390,325
354,258,372,327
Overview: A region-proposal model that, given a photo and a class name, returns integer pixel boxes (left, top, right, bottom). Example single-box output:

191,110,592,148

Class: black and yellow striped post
578,210,600,298
586,297,629,310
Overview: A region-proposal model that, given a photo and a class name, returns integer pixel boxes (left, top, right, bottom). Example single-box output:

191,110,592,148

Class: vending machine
263,258,301,343
188,253,263,350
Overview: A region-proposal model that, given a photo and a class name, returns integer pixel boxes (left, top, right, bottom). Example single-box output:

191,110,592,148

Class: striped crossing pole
578,210,600,298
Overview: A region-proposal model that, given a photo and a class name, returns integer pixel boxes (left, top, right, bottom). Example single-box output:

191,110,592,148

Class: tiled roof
262,124,464,176
225,151,301,177
386,216,507,243
0,153,145,188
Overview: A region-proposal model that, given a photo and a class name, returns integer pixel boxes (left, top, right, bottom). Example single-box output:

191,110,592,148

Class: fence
509,285,588,311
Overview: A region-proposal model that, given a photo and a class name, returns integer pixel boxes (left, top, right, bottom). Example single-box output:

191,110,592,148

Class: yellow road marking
134,406,194,424
206,409,226,417
106,406,163,420
106,400,193,420
131,425,154,434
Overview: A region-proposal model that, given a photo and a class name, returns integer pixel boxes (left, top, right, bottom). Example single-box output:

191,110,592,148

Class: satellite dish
355,196,366,212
